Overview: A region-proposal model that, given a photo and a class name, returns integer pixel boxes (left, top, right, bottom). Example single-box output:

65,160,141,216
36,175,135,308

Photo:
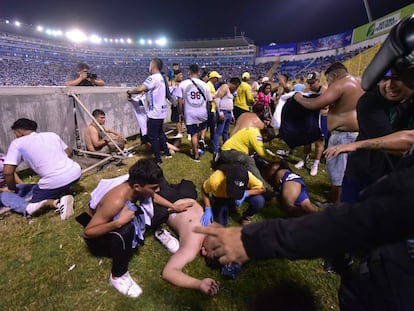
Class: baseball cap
306,72,321,83
209,71,222,79
225,165,248,199
242,72,250,80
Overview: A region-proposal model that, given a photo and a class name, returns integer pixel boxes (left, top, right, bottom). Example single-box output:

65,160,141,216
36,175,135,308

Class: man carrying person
293,63,364,203
176,64,212,162
294,71,328,176
127,58,172,164
84,109,126,154
2,118,80,219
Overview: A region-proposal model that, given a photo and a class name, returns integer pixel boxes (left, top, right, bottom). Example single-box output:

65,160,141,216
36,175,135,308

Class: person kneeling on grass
77,159,192,298
2,118,80,219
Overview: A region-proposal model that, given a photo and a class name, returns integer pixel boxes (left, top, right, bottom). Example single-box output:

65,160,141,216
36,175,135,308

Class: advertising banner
297,30,353,54
257,43,296,57
352,3,414,44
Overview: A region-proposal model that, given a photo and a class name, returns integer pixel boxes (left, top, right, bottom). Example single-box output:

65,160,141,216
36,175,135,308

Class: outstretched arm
293,84,341,110
324,130,414,158
162,240,219,295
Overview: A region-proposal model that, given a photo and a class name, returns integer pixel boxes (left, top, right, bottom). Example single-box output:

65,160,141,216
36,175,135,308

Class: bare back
327,75,363,132
231,112,265,136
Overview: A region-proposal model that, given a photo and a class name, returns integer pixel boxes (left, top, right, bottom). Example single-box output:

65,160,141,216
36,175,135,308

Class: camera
87,73,97,79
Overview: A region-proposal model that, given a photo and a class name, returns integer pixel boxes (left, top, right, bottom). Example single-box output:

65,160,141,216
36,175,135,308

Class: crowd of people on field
1,16,414,310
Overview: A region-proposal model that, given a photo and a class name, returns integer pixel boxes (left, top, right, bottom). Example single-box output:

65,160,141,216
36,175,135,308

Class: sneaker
191,155,200,163
321,260,335,273
276,149,290,156
155,228,180,253
240,215,253,226
199,139,208,150
26,199,49,216
294,160,306,169
172,133,183,139
109,271,142,298
164,155,172,159
310,164,318,176
56,195,74,220
187,134,191,141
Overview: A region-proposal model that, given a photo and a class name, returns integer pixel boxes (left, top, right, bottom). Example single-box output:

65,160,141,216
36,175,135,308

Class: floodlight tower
363,0,373,22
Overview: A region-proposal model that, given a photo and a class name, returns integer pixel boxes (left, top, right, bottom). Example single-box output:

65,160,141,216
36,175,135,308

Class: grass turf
0,133,340,311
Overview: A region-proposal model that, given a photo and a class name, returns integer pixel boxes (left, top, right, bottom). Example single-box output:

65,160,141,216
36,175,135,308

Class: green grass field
0,133,340,311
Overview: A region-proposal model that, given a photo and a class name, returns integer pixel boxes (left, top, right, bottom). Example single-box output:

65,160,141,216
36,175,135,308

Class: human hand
193,226,249,265
293,92,303,101
199,278,220,296
200,207,213,227
235,191,249,208
324,143,356,158
169,200,192,213
219,112,225,122
79,71,88,81
0,187,11,193
114,205,135,226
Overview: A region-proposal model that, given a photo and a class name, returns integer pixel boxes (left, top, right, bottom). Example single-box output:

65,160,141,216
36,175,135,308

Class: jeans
0,184,36,214
213,110,232,153
212,194,265,226
147,118,170,162
207,110,216,141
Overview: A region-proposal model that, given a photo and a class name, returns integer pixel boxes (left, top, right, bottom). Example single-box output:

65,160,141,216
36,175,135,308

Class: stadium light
148,39,153,45
37,26,43,32
104,38,108,42
5,20,9,24
89,34,102,44
45,29,52,35
15,21,21,27
139,38,145,45
155,37,167,46
127,38,132,44
120,38,125,44
66,29,88,42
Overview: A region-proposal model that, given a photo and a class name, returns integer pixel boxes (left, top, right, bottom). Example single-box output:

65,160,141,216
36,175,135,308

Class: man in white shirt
127,58,171,164
3,118,81,220
176,64,212,162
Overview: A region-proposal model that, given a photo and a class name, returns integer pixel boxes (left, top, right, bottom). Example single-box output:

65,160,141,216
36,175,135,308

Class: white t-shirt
143,72,168,120
0,153,5,186
4,132,81,189
176,78,212,125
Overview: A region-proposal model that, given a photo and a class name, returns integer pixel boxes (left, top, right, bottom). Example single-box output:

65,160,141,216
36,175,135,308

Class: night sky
2,0,413,45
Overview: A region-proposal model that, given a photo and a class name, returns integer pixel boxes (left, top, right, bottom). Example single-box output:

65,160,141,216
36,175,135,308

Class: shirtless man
230,104,266,136
294,62,364,203
85,109,126,153
162,199,220,296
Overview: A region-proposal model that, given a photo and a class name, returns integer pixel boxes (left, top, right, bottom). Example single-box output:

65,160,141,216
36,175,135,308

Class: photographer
66,63,105,86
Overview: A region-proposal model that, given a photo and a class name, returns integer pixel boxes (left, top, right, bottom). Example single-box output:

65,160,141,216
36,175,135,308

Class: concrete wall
0,86,149,153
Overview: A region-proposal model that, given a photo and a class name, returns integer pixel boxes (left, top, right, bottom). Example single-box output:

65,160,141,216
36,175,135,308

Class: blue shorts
326,131,358,186
319,115,328,139
31,179,78,202
187,122,207,136
280,171,309,206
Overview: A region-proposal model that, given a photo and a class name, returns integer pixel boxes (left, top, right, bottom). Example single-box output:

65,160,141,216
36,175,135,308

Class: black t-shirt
345,87,414,185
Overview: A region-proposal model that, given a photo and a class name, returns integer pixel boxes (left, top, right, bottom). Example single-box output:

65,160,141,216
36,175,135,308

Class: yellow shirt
203,170,263,198
207,80,216,112
234,81,254,111
221,127,279,162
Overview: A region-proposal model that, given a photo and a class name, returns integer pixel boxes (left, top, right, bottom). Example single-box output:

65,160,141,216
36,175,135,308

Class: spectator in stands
2,118,81,220
255,82,272,123
127,58,172,164
176,64,212,162
169,70,184,139
230,104,266,136
218,127,279,183
66,63,105,86
292,77,305,92
294,71,328,176
84,109,126,154
201,163,266,226
233,72,255,120
212,77,241,158
293,63,363,203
